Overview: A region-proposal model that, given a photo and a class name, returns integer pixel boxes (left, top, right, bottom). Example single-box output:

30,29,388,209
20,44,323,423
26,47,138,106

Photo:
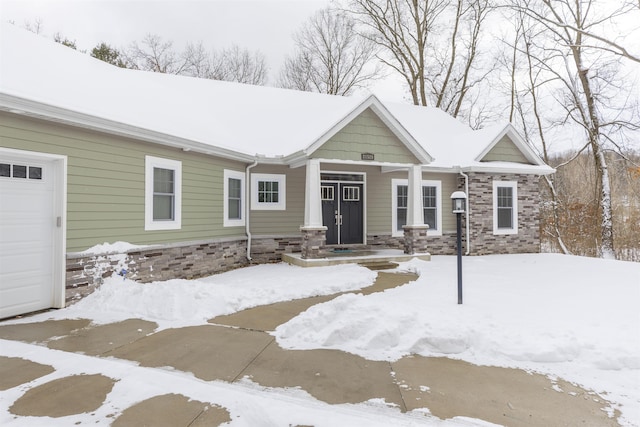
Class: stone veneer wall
466,172,540,255
366,234,403,249
65,238,248,304
367,233,461,255
247,236,301,263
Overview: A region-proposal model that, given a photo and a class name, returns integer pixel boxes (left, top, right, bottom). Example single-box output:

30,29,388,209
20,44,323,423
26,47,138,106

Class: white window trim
224,169,246,227
145,155,182,231
391,179,442,237
493,180,518,235
251,173,286,210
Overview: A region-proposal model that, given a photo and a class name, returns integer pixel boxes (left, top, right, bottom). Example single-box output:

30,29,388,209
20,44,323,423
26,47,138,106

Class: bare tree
349,0,447,105
428,0,494,118
348,0,493,118
23,18,44,34
279,7,383,95
210,45,268,85
510,0,640,258
183,42,213,78
126,36,268,85
125,34,189,74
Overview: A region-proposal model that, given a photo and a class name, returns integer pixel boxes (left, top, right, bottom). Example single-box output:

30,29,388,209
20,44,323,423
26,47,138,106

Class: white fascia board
382,165,468,174
384,163,555,175
291,158,421,170
462,163,556,175
302,94,434,164
0,92,256,163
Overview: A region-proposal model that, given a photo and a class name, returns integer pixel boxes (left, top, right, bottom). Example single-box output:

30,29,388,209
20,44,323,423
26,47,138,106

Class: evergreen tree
91,42,128,68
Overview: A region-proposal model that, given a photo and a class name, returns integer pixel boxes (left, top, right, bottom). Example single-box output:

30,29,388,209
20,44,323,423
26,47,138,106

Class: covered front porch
296,158,431,262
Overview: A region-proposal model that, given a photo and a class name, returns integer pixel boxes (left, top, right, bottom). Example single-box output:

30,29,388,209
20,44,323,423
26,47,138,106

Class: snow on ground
1,254,638,426
41,263,378,330
78,241,148,255
274,254,640,426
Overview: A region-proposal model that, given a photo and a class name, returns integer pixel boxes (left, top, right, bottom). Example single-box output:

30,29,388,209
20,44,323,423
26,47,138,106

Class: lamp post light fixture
451,191,467,304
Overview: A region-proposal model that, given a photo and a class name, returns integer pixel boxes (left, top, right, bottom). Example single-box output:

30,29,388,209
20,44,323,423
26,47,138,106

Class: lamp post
451,191,467,304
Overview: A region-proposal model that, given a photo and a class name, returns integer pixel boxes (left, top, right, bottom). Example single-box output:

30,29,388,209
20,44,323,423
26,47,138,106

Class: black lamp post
451,191,467,304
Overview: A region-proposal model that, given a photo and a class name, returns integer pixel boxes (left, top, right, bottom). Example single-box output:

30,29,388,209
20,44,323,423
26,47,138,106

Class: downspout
245,159,259,261
458,168,470,255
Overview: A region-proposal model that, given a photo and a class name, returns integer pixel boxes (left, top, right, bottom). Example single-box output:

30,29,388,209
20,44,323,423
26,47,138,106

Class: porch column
403,165,429,254
300,159,327,259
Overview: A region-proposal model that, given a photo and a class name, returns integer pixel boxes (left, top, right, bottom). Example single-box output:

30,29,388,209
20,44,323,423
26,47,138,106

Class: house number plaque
361,153,375,161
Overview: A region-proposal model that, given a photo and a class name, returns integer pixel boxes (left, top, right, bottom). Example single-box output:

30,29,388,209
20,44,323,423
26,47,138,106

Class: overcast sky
1,0,408,99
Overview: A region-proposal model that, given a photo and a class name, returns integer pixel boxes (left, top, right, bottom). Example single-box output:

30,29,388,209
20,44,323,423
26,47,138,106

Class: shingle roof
0,23,553,174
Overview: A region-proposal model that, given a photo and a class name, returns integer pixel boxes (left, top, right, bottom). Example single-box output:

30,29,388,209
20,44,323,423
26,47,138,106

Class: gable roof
474,123,547,165
289,95,434,165
0,23,553,174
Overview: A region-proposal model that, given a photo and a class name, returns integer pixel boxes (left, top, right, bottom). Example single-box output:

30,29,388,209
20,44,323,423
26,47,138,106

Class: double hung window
392,179,442,236
145,156,182,231
224,170,245,226
493,181,518,234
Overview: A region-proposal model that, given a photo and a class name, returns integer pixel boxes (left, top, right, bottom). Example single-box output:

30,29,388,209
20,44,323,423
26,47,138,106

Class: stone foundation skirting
366,234,404,249
65,238,248,304
248,235,302,263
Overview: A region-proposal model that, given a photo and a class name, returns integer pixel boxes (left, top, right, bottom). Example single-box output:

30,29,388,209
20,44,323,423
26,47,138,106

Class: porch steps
282,250,430,268
359,261,399,271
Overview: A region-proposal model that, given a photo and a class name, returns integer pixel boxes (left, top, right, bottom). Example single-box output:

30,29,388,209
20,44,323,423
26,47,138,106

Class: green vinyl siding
365,170,459,235
249,164,305,235
0,112,248,252
481,135,530,164
312,108,420,164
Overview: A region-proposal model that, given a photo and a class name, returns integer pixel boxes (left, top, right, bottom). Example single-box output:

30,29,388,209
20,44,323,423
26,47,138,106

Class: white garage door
0,149,65,318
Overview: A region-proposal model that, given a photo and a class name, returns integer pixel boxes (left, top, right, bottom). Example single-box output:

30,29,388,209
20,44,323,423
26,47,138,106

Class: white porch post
403,165,428,255
300,158,326,259
303,158,323,228
406,165,425,226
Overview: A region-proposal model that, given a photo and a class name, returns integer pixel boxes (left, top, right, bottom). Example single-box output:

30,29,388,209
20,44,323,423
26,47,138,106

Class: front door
321,178,364,245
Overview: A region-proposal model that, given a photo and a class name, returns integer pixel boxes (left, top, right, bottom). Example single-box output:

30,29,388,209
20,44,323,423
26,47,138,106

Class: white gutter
458,168,471,255
245,159,259,261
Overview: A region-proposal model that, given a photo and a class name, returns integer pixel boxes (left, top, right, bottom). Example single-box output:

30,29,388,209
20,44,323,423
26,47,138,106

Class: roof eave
462,163,556,175
0,92,256,163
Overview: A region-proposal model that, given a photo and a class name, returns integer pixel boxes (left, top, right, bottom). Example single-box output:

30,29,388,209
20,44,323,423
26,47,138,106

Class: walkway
0,272,620,426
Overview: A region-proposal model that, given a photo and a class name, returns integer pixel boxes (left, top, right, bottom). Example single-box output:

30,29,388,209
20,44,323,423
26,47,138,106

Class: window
423,185,437,230
321,185,334,201
145,156,182,231
224,169,245,226
392,179,442,236
396,183,408,232
0,163,43,180
343,186,360,201
493,180,518,235
251,173,286,210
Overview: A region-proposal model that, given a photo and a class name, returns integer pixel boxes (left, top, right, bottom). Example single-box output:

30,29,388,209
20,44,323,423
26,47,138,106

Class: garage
0,148,66,318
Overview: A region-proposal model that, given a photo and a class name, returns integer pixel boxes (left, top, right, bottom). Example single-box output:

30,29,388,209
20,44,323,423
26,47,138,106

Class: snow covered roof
0,23,553,174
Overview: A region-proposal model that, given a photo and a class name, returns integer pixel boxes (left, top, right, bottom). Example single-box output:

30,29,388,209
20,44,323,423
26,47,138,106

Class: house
0,24,554,318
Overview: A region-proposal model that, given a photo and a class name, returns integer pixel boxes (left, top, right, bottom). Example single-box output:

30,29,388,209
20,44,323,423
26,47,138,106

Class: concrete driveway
0,272,620,426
